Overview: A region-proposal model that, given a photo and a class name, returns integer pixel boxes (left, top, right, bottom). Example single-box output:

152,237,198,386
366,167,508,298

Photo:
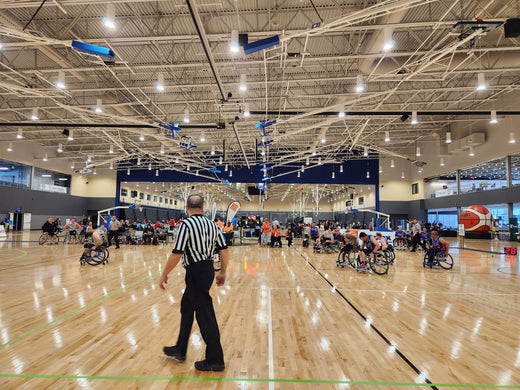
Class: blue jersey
310,226,319,237
395,230,406,238
432,237,445,250
364,235,375,250
421,232,431,240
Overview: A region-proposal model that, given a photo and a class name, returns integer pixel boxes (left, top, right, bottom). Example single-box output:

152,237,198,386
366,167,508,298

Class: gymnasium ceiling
1,0,520,187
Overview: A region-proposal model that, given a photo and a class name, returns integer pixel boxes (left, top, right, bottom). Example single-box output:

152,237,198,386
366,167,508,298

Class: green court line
0,272,158,349
0,249,27,263
0,374,518,388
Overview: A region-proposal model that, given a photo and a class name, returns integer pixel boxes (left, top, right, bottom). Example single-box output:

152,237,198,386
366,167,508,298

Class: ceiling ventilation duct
447,132,485,154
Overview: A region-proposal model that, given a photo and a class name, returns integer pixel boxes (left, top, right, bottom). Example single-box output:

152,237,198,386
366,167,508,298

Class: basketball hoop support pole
97,205,135,227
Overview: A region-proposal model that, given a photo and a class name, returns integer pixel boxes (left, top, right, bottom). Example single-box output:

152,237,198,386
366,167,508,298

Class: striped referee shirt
172,214,227,267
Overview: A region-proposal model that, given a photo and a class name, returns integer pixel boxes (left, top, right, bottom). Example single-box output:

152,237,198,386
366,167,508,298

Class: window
159,197,163,203
121,188,128,197
358,197,364,205
33,166,71,194
0,158,31,189
153,196,157,202
139,192,144,200
131,190,138,198
147,194,151,201
412,183,419,194
170,199,173,205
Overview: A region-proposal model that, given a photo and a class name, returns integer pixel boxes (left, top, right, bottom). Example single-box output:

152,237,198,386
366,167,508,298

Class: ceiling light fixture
440,158,445,166
103,3,116,29
139,135,145,141
301,165,305,172
156,169,159,177
244,103,250,117
43,154,48,162
411,111,418,125
379,165,383,173
401,171,405,179
490,110,498,124
297,171,300,178
57,143,63,153
110,162,113,170
509,132,516,144
199,131,205,142
239,74,247,91
469,146,475,156
127,168,130,175
148,163,152,171
31,107,39,121
56,70,66,89
183,108,190,123
7,143,12,152
71,162,75,169
17,128,23,139
356,74,365,92
95,99,103,113
446,131,452,144
67,130,74,141
366,171,370,179
340,165,343,173
109,145,114,154
306,157,310,165
477,72,486,91
416,146,421,156
391,159,395,168
230,30,239,53
383,27,395,51
156,73,165,92
225,164,228,171
332,171,335,179
385,131,390,142
338,103,345,117
137,157,140,165
363,147,368,156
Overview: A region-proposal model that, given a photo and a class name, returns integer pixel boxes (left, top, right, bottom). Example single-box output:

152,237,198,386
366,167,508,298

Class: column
456,169,461,195
506,155,512,188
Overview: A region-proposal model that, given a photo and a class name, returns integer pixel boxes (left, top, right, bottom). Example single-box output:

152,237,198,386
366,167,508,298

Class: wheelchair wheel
39,233,48,245
336,249,349,267
369,252,389,275
86,250,104,265
385,248,395,264
436,252,454,270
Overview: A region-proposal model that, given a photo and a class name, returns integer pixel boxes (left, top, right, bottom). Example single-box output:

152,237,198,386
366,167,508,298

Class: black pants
287,237,293,247
108,230,120,248
176,261,224,364
411,233,420,251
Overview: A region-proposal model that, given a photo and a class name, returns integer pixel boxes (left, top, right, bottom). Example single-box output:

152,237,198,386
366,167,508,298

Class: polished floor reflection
0,232,519,389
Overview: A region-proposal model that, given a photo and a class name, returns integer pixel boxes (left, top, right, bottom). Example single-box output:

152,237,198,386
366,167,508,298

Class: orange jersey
223,225,233,233
216,220,223,229
262,222,270,234
271,228,281,237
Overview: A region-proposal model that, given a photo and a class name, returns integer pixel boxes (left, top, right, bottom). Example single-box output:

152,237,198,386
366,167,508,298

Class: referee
159,194,229,372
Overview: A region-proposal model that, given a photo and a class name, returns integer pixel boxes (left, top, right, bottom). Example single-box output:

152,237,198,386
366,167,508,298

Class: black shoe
194,360,225,372
163,346,186,362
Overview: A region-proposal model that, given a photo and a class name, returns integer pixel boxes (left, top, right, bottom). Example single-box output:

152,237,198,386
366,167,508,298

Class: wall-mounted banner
226,201,241,223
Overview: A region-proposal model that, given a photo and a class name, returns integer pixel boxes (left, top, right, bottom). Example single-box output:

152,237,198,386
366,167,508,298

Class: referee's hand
159,275,168,290
216,272,226,286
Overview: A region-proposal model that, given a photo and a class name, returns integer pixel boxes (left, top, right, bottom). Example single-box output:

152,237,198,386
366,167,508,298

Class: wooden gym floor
0,231,519,389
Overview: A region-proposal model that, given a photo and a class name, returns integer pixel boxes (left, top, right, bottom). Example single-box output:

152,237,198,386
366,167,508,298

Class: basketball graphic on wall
459,205,493,232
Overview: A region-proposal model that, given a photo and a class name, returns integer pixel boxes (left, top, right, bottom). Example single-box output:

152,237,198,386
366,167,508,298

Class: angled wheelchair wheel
385,248,395,264
86,251,104,266
369,252,389,275
436,252,454,270
39,233,48,245
336,250,347,267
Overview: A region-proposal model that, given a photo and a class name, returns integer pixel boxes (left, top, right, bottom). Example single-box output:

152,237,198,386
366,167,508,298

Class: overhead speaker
504,18,520,38
238,33,248,46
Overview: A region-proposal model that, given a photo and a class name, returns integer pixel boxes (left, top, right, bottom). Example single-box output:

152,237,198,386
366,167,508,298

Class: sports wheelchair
337,247,390,275
422,250,453,269
80,243,109,266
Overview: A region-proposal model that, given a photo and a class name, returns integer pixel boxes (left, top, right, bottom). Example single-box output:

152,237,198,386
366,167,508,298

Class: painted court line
292,247,439,390
0,373,517,388
267,288,274,390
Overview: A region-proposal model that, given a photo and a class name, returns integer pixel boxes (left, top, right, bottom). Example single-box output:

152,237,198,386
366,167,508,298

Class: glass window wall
427,208,458,230
0,158,31,189
32,167,71,194
459,157,507,194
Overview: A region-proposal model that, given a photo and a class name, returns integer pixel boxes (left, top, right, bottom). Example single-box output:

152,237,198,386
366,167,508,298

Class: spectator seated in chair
270,226,282,247
223,222,234,246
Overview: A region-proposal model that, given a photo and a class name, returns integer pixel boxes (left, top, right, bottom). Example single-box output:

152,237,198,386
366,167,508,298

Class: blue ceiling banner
117,159,379,185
